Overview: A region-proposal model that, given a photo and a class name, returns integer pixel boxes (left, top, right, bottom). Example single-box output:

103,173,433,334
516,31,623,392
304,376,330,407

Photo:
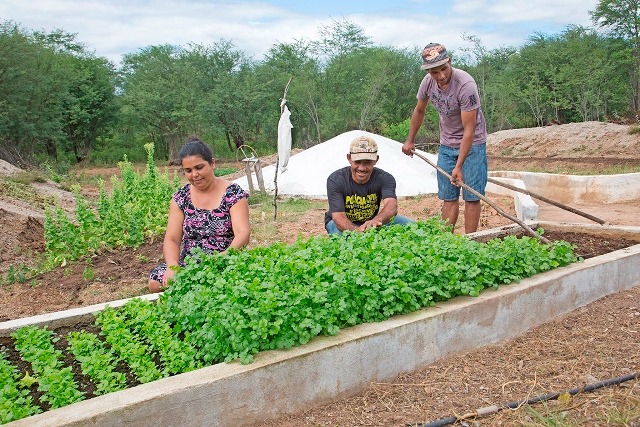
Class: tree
119,45,190,160
185,41,266,154
0,22,116,165
60,55,118,162
258,40,322,146
312,19,372,60
590,0,640,110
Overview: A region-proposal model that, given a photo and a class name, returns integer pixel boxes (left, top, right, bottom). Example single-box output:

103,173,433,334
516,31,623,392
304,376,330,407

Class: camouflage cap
349,135,378,161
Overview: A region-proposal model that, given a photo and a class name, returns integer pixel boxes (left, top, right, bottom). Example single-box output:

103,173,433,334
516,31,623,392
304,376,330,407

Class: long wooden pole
487,177,607,225
411,151,551,244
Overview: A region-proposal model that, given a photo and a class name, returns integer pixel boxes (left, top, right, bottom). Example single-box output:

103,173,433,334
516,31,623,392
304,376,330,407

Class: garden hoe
410,150,551,244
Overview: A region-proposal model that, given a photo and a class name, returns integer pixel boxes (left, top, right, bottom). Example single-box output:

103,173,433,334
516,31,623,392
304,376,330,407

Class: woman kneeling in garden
148,136,250,292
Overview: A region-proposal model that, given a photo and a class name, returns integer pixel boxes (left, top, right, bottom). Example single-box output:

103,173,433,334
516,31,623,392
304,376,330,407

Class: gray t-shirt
324,166,396,226
417,67,487,148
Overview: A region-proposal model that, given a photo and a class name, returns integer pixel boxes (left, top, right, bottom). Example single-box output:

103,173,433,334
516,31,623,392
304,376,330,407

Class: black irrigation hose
410,372,640,427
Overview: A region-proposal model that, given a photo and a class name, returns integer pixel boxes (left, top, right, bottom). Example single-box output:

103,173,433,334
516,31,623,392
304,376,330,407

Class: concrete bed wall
490,171,640,204
486,177,538,221
3,223,640,427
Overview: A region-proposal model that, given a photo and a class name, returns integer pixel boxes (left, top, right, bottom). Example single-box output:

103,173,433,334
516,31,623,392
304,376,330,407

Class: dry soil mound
487,121,640,158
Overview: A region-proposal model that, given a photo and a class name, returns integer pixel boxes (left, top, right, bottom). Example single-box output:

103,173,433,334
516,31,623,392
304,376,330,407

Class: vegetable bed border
2,222,640,427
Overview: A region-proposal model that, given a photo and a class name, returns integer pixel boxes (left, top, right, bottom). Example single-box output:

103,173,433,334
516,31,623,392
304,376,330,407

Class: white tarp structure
234,130,439,198
276,104,293,174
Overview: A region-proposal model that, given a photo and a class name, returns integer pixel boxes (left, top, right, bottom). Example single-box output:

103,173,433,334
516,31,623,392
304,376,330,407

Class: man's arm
327,171,358,232
450,108,478,185
402,98,429,156
330,211,358,232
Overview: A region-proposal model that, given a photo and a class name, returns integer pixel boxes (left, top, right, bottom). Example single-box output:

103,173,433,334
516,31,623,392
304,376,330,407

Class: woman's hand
162,266,177,288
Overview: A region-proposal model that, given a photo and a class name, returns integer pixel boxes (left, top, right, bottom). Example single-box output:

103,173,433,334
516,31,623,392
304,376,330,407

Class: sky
2,0,601,65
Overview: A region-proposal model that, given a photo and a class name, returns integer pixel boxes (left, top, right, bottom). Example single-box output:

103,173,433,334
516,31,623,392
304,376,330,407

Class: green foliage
380,119,412,142
380,106,439,146
4,265,16,285
1,221,579,421
43,143,179,266
591,0,640,43
116,298,203,374
0,21,118,166
4,171,47,185
1,263,35,285
4,18,640,165
0,351,42,423
66,331,127,395
0,177,56,212
82,266,95,281
214,167,236,176
11,326,84,409
87,135,149,165
159,219,578,364
247,191,273,206
94,307,166,384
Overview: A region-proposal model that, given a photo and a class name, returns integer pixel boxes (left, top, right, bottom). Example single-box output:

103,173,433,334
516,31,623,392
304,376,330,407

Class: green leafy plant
214,167,236,176
161,219,578,364
0,351,42,423
5,265,16,285
66,331,127,395
82,266,95,281
43,143,180,267
1,220,579,422
94,307,166,384
11,326,84,409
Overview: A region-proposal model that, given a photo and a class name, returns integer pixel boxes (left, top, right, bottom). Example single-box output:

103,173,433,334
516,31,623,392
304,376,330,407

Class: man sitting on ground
324,135,414,235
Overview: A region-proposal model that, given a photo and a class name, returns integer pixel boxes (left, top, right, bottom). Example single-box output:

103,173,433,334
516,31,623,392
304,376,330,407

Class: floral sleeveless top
175,182,249,262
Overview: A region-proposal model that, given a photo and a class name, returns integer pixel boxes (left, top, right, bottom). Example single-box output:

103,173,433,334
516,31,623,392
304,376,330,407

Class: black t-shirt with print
324,166,397,226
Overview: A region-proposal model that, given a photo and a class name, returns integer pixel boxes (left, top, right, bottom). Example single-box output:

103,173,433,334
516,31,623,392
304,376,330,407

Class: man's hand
401,140,415,157
450,166,463,187
357,218,383,232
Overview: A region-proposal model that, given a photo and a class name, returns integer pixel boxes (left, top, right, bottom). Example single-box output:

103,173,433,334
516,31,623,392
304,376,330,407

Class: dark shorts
437,143,487,202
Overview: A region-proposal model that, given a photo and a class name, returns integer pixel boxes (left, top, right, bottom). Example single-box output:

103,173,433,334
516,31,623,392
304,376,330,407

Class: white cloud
1,0,601,64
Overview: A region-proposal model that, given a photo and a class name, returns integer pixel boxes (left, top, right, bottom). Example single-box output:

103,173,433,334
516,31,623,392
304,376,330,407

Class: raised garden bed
2,221,640,427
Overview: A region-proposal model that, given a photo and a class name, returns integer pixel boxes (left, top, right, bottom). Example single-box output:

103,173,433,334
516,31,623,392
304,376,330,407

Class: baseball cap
349,135,378,161
420,43,450,70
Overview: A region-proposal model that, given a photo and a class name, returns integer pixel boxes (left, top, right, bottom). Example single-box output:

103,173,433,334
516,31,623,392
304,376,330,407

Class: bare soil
1,121,639,426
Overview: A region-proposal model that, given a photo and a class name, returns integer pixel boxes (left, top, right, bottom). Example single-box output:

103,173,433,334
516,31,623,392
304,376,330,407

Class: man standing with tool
402,42,488,233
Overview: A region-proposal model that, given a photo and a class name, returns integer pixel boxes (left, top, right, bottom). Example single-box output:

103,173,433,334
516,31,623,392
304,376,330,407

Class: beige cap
349,135,378,161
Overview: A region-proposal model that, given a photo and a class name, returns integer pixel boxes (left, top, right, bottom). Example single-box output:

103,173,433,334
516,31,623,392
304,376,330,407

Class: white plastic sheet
277,104,293,174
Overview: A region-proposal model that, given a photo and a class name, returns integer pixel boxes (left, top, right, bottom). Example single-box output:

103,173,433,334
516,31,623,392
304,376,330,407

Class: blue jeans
325,215,415,235
437,143,487,202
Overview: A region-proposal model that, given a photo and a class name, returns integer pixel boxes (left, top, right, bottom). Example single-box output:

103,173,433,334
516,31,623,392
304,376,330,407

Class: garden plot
1,221,639,427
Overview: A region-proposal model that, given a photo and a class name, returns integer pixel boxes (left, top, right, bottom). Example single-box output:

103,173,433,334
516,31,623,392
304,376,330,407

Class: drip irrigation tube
411,372,639,427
